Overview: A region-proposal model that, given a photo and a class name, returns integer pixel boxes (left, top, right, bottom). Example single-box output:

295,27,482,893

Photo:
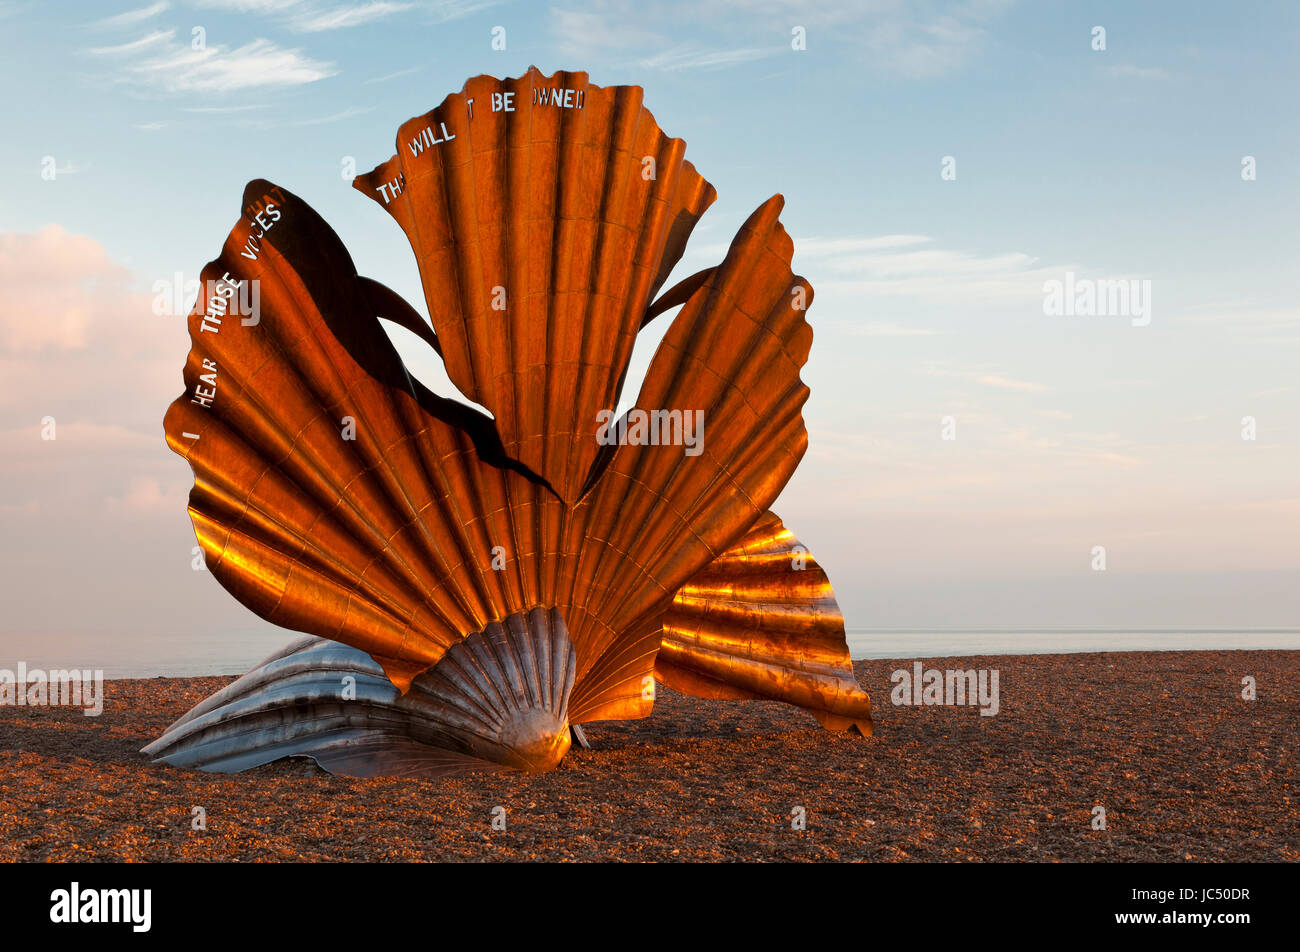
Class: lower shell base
142,607,576,779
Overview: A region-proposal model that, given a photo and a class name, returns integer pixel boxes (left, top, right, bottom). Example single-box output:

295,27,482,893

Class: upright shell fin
165,179,566,691
563,195,815,723
354,67,716,504
654,511,872,737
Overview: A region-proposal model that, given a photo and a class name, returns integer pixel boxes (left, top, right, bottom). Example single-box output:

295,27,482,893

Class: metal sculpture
145,68,871,778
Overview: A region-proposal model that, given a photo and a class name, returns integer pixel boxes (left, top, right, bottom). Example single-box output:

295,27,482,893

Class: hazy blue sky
1,0,1297,667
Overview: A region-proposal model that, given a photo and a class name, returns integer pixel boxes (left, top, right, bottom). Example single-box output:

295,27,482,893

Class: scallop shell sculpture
146,68,871,779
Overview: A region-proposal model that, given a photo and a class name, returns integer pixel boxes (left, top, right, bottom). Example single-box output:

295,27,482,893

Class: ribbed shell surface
143,607,577,776
354,67,717,504
654,512,872,735
164,176,815,726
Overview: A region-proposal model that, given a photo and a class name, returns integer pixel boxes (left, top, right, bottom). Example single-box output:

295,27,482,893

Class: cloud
107,476,191,513
193,0,496,31
861,15,983,79
89,2,170,28
0,226,294,643
0,226,183,405
638,45,774,72
760,229,1168,342
790,231,1062,314
920,363,1047,393
974,373,1046,392
787,232,1044,283
362,65,422,84
840,320,939,337
546,0,1006,76
0,228,189,513
420,0,501,20
851,0,1014,79
798,235,933,255
290,1,414,32
0,422,161,464
192,0,301,11
291,105,375,125
1180,304,1300,337
0,227,132,353
89,28,174,56
181,103,270,113
549,3,664,60
1102,64,1171,80
822,247,1041,279
94,32,336,93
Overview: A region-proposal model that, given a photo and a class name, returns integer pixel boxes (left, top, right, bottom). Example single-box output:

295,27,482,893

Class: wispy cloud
89,28,174,56
193,0,495,31
809,242,1048,298
921,362,1048,393
549,4,661,60
1101,64,1172,80
694,228,1081,324
416,0,501,20
291,105,375,125
638,45,774,72
854,0,1014,79
1181,304,1300,333
192,0,301,11
89,1,170,28
181,103,271,113
861,16,982,79
290,1,414,32
778,229,1085,321
975,373,1046,392
94,32,336,93
794,235,1045,282
798,235,933,255
108,476,191,514
840,320,939,337
362,65,422,84
548,0,796,72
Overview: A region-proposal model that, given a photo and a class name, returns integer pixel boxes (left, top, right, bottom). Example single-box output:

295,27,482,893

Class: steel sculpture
145,68,871,778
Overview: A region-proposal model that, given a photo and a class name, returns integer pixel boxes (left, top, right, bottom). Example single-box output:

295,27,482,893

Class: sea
1,628,1297,680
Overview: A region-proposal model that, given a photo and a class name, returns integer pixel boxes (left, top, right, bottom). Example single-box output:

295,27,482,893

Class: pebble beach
1,650,1295,862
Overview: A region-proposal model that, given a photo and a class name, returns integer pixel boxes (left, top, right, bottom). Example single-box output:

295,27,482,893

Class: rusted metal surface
655,511,872,736
154,68,869,777
353,69,716,505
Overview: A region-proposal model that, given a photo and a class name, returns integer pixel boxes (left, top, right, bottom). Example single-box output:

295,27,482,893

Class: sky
0,0,1297,669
